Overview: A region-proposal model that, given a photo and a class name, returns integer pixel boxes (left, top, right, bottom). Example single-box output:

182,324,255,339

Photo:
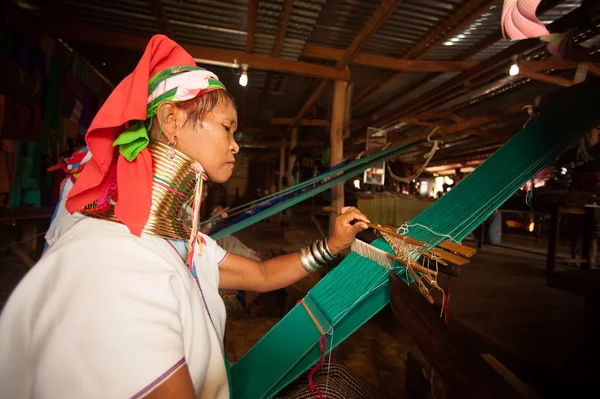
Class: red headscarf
66,35,196,236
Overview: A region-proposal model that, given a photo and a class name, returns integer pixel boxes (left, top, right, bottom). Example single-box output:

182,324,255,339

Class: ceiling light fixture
239,64,248,87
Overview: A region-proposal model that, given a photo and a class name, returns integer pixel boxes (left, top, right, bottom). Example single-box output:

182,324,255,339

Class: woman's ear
154,101,180,141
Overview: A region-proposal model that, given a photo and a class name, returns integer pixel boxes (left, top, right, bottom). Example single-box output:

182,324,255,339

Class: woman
0,35,369,398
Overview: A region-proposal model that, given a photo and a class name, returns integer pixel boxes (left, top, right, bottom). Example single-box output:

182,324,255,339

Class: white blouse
0,213,230,398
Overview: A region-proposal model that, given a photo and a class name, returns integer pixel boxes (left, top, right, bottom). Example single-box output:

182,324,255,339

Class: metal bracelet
310,241,327,264
299,247,319,273
323,238,335,260
317,239,334,262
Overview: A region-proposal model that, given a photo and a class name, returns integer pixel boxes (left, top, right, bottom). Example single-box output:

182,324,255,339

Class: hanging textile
230,83,600,398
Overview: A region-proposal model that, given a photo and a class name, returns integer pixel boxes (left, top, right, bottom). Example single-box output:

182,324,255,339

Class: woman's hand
211,206,229,219
327,206,370,255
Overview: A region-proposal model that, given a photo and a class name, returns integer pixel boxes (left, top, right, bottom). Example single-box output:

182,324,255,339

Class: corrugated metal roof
373,72,460,118
304,0,382,49
13,0,599,158
365,0,466,58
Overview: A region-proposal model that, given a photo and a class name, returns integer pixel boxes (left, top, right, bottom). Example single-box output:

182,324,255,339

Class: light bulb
509,63,520,76
239,72,248,87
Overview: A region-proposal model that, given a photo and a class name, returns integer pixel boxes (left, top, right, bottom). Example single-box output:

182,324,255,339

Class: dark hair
176,89,237,128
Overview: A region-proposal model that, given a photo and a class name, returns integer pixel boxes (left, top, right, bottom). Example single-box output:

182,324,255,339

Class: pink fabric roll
501,0,549,40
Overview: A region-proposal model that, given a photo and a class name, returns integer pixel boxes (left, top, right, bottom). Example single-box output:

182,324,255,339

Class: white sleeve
29,238,189,398
201,233,229,265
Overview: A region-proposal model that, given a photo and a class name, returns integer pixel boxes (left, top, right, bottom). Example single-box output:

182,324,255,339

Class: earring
167,135,178,159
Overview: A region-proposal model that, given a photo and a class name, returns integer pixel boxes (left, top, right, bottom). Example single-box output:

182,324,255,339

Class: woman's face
156,99,239,183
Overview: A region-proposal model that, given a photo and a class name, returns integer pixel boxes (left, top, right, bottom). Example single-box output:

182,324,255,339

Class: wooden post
287,127,298,187
329,80,348,235
278,141,286,192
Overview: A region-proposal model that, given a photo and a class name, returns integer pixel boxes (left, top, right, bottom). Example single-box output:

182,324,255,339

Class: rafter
302,45,478,72
241,0,259,130
148,0,174,38
246,0,258,54
10,10,351,81
373,0,579,128
518,70,574,87
352,0,496,109
269,117,371,126
290,0,404,130
271,0,294,57
259,0,295,120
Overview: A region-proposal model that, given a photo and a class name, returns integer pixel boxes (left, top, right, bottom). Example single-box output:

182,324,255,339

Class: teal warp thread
205,141,421,227
211,143,416,240
230,84,600,399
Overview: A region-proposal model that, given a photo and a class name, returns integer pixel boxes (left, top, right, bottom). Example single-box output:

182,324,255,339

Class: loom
226,81,600,399
209,141,420,241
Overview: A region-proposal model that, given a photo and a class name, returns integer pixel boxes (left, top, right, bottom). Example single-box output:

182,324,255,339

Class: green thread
230,85,600,399
153,175,190,196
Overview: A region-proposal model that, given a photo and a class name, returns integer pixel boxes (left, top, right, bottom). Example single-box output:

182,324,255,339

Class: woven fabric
277,363,392,399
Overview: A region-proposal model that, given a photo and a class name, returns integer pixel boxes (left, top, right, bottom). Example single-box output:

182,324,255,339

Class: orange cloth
66,35,196,236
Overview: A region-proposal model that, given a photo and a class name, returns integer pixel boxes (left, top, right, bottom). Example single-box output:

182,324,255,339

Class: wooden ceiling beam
246,0,258,54
148,0,174,38
352,0,496,109
519,59,580,72
290,0,404,129
10,10,350,81
518,70,574,87
271,0,294,58
376,101,530,152
259,0,295,121
376,5,586,128
269,117,371,126
241,0,259,130
302,45,478,72
363,31,504,120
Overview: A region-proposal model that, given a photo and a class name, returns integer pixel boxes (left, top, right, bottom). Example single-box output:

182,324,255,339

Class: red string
443,276,451,324
308,335,328,399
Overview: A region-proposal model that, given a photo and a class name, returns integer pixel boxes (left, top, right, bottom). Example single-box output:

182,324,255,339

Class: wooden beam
272,0,294,57
271,118,329,127
338,0,404,67
291,0,403,129
362,31,503,117
352,0,496,108
246,0,258,53
279,141,286,191
148,0,174,38
518,70,574,87
237,141,286,148
519,59,580,72
259,0,295,122
270,117,370,126
291,81,330,129
329,80,347,234
377,6,587,126
583,62,600,77
241,0,259,130
302,45,478,72
287,127,298,188
383,102,529,149
12,11,351,81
